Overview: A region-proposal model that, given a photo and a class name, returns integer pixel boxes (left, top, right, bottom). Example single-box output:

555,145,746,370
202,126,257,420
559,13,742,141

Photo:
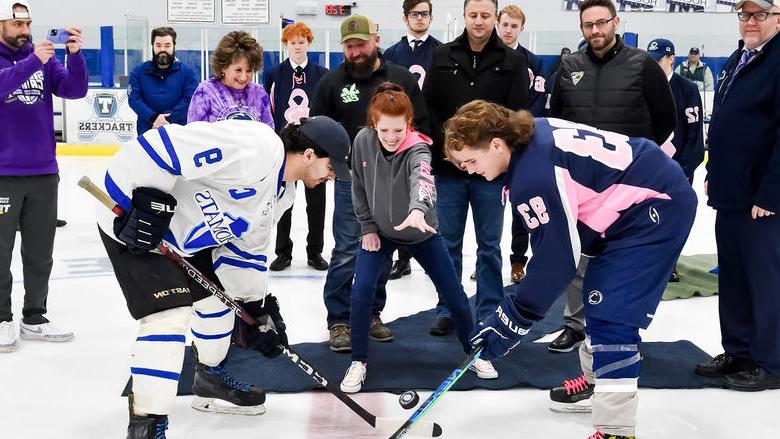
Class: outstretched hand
394,209,436,234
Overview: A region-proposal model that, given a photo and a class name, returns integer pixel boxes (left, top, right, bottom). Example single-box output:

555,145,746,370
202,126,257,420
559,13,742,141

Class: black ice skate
549,374,595,413
191,360,266,415
127,414,168,439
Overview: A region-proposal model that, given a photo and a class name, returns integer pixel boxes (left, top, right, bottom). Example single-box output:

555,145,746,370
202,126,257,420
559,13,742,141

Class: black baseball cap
299,116,352,181
689,47,700,55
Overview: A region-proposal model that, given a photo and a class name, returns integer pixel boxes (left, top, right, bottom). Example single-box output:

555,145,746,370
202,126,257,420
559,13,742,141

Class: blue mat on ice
147,292,721,396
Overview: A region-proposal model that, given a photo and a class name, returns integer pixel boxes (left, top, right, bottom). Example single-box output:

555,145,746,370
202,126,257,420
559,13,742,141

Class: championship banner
64,88,136,145
562,0,737,12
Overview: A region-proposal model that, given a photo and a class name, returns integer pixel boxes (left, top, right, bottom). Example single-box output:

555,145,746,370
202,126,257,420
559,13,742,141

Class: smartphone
47,28,70,44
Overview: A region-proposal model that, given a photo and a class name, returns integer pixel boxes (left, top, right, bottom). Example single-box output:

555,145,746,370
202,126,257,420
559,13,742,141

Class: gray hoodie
351,127,437,245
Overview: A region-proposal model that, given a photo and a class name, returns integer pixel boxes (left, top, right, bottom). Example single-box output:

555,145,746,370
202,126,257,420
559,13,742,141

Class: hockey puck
398,390,420,410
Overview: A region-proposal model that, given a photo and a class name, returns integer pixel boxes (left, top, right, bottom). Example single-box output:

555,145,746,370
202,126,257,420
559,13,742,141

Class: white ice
0,157,774,438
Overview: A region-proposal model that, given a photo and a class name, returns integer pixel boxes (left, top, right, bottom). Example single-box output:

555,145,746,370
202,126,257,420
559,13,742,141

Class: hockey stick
388,347,482,439
78,176,442,438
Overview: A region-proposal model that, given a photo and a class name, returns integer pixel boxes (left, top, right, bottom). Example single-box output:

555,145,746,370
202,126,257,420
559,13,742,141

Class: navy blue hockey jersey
263,59,328,131
668,73,704,181
504,118,693,321
383,35,443,90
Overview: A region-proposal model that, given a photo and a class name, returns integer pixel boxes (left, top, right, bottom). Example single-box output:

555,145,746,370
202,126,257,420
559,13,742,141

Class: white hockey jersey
97,120,295,301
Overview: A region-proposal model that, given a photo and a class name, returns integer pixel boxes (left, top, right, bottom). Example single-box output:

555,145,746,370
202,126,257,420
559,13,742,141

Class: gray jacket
351,127,437,245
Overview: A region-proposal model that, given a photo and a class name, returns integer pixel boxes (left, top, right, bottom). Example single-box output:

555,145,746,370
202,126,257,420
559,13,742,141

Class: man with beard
545,0,677,423
310,14,429,352
0,0,86,352
128,27,198,135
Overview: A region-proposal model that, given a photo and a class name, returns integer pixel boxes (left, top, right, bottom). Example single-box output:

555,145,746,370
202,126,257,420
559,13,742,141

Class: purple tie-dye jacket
187,77,274,128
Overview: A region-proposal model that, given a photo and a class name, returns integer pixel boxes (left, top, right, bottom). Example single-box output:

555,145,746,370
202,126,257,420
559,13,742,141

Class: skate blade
191,397,266,416
549,401,592,414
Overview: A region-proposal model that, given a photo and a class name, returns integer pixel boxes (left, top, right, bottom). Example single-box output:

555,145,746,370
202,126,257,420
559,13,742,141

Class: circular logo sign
348,20,358,31
588,290,603,305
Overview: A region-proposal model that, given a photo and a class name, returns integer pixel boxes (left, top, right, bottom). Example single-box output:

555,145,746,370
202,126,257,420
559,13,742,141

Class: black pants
715,209,780,375
0,174,58,324
510,211,529,265
275,183,326,257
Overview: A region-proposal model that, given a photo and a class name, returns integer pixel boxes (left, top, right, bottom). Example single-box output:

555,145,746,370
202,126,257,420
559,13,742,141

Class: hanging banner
64,88,136,145
167,0,216,23
562,0,737,12
221,0,270,24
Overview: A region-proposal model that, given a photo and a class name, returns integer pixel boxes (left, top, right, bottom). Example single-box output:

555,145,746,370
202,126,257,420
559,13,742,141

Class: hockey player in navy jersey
382,0,443,91
96,116,350,438
446,101,697,439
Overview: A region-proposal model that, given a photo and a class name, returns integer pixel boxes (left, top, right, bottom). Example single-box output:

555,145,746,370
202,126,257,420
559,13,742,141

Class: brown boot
511,261,526,283
328,324,351,352
369,316,393,342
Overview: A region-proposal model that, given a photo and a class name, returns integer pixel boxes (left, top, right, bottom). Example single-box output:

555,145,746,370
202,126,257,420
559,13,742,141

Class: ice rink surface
0,157,775,438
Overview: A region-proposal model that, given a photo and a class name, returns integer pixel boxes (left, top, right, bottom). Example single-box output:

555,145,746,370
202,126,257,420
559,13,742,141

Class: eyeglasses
737,11,780,22
580,17,615,32
407,11,431,19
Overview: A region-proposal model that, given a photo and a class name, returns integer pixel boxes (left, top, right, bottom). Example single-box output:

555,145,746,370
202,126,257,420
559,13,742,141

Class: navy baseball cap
299,116,352,181
647,38,675,61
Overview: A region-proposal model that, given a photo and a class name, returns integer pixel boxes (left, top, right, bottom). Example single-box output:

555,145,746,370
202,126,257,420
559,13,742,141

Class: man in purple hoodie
0,0,87,353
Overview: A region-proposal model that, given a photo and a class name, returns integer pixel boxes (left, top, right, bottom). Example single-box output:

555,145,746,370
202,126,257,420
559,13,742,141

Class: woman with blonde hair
449,100,697,439
188,31,273,126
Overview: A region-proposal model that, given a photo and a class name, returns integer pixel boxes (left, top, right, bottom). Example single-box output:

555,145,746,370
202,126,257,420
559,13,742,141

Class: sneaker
19,321,74,342
587,432,635,439
389,259,411,280
369,316,393,342
511,261,526,283
329,324,351,352
549,374,595,413
548,326,585,353
0,321,17,352
469,358,498,379
340,361,367,393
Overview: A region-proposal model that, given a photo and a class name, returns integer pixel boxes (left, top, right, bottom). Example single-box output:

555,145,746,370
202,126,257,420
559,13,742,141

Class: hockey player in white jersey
95,116,351,439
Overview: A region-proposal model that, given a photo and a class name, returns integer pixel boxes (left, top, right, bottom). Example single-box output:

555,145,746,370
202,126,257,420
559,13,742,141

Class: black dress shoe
389,259,411,280
695,352,752,378
56,219,67,227
723,366,780,391
429,316,453,336
269,254,292,271
548,326,586,353
307,254,329,271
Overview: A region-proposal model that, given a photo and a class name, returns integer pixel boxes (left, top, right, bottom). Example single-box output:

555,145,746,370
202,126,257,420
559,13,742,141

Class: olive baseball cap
340,15,377,43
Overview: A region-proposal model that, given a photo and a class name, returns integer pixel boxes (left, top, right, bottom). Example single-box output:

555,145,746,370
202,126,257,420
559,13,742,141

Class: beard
2,32,29,49
587,31,615,51
153,50,175,68
344,48,378,81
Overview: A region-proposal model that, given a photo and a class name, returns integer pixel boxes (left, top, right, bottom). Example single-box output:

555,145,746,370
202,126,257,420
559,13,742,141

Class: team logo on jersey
0,197,10,215
341,84,360,103
649,207,660,224
570,71,584,86
284,89,310,124
183,190,250,250
588,290,603,305
4,70,44,105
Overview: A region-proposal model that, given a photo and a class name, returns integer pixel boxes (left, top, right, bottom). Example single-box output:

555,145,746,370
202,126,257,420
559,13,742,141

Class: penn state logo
226,111,256,121
649,207,660,224
588,290,603,305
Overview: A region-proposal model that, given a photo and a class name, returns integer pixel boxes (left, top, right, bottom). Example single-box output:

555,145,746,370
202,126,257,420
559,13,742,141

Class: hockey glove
113,187,176,255
233,295,289,358
469,295,534,361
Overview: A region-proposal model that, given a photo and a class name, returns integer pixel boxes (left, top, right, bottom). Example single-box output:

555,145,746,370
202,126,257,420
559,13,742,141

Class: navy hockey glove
469,296,534,361
233,295,289,358
113,187,176,255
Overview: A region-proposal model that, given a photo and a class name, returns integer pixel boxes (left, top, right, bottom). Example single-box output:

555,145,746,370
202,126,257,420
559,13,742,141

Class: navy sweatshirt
263,59,328,131
383,35,442,89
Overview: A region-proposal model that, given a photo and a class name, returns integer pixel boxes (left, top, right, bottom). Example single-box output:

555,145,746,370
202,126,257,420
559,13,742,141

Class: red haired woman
339,83,497,394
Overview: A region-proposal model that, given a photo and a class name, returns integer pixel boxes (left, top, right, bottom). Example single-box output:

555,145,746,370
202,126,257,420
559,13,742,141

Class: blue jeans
435,175,504,323
323,179,387,328
350,234,474,362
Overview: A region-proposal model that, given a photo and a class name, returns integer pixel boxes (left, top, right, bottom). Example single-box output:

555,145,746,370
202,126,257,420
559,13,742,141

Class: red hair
282,22,314,44
366,82,414,128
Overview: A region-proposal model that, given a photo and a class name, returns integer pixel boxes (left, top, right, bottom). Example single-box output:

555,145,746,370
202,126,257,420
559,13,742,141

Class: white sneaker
0,321,17,352
340,361,367,393
19,321,74,342
469,358,498,379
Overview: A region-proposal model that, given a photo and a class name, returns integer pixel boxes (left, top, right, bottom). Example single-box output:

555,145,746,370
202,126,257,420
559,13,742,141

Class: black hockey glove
233,294,289,358
113,187,176,255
